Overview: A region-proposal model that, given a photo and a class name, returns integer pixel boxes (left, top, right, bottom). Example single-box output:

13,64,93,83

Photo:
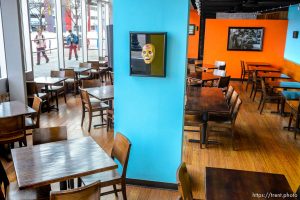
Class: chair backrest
225,85,234,104
189,64,196,74
215,61,226,68
50,181,101,200
87,61,100,70
0,161,9,199
261,79,267,96
32,96,43,128
64,69,75,79
79,62,92,68
81,80,102,89
0,115,25,144
213,69,226,77
231,97,242,125
0,93,10,103
240,60,245,73
32,126,67,145
80,89,92,112
26,81,38,96
217,76,231,88
51,70,65,78
111,133,131,178
176,162,193,200
229,91,239,113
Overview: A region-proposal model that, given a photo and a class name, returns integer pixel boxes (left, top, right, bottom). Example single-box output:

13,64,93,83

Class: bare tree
28,0,46,30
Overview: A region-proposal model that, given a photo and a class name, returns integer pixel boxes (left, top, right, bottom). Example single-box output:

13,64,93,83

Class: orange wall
187,10,200,58
203,19,288,78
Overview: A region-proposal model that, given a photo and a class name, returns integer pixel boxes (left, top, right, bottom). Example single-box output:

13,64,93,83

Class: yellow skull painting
142,44,155,64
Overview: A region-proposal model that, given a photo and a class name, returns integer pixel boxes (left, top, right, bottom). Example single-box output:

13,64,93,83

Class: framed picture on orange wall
227,27,264,51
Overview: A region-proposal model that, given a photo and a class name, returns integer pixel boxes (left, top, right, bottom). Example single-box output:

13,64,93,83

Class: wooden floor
2,81,300,199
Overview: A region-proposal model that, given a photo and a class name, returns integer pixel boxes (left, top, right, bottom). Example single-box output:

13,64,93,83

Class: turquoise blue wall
284,5,300,64
113,0,189,183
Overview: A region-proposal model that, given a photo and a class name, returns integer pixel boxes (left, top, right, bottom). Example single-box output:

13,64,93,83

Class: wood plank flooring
1,81,300,200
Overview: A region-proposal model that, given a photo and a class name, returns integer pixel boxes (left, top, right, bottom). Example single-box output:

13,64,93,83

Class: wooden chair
25,96,42,135
0,115,27,147
208,98,242,150
176,162,194,200
258,79,281,114
225,85,234,105
0,160,51,200
0,92,9,103
63,69,77,95
240,60,250,84
108,71,114,85
229,90,239,113
79,62,92,80
250,71,262,101
213,69,226,77
50,181,101,200
87,61,101,79
245,63,253,91
32,126,67,145
107,109,114,131
81,80,103,89
184,114,204,149
42,71,67,107
80,89,109,132
79,133,132,200
26,81,50,111
286,99,300,139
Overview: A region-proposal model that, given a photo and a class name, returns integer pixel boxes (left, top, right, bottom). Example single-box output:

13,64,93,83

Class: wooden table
34,77,67,111
268,81,300,90
12,136,117,189
250,66,281,73
85,85,114,102
205,167,296,200
188,72,220,87
0,101,36,118
258,72,291,80
202,64,218,71
246,62,271,67
185,87,229,144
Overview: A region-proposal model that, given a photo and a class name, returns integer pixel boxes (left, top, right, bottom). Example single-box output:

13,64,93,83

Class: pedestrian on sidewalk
67,30,79,60
35,29,49,65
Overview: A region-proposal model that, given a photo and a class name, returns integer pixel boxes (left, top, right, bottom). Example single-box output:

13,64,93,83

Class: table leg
44,84,59,112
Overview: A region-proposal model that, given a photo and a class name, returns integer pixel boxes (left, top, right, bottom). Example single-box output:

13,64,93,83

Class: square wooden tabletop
206,167,296,200
12,136,117,189
0,101,36,118
85,85,114,101
34,77,67,85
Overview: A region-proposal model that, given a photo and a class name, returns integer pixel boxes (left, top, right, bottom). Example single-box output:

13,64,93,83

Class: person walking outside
67,30,79,60
35,29,49,65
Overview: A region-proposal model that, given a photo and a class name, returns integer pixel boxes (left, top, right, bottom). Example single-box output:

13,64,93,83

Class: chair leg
260,99,266,114
288,114,293,131
258,95,263,110
101,110,104,123
55,92,59,110
121,182,127,200
231,127,236,151
88,111,92,132
113,184,118,197
81,110,85,126
64,92,67,103
252,90,258,101
250,85,255,98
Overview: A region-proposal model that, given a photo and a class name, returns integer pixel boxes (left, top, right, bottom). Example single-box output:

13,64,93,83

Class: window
0,6,7,78
28,0,59,77
62,0,83,67
87,0,99,61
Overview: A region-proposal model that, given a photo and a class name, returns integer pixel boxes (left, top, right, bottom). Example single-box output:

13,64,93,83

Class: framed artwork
130,32,167,77
189,24,195,35
227,27,264,51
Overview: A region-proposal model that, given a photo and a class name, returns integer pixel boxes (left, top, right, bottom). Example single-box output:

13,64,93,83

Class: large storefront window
86,0,98,61
28,0,59,77
0,6,7,78
62,0,83,68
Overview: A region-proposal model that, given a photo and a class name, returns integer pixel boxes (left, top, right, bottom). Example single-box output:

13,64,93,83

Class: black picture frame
130,32,167,77
189,24,195,35
227,27,264,51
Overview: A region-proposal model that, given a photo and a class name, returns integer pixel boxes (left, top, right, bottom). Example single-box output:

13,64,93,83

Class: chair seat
184,114,204,126
81,169,121,187
208,113,231,122
42,85,64,92
88,102,110,112
28,93,48,100
6,181,50,200
91,69,98,73
79,75,89,79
